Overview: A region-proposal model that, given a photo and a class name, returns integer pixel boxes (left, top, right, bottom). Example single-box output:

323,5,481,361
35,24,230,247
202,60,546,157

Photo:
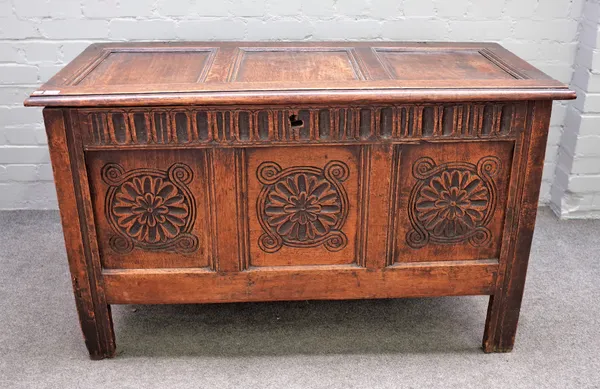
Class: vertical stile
356,145,371,268
235,148,249,270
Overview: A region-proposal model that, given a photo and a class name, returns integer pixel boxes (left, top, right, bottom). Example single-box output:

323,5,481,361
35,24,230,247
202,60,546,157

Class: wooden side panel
86,150,213,270
392,141,514,263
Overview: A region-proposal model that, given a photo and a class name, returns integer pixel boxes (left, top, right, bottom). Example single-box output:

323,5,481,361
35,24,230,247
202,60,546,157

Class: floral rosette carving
101,163,198,254
257,161,350,253
406,156,501,248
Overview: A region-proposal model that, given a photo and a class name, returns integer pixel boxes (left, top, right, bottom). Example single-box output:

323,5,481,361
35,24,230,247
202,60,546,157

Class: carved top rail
79,102,527,148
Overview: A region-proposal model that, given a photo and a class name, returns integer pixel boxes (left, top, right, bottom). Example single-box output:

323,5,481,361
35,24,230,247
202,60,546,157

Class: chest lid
24,41,575,107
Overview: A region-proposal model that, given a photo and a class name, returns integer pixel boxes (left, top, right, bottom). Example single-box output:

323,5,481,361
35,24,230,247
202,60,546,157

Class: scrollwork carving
406,156,500,249
256,161,350,253
102,163,198,254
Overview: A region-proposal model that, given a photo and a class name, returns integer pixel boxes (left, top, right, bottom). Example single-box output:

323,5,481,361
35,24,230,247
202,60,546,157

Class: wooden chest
25,42,575,359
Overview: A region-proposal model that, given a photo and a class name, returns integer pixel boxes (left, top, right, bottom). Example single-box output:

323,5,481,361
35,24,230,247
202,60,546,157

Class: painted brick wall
551,0,600,218
0,0,587,213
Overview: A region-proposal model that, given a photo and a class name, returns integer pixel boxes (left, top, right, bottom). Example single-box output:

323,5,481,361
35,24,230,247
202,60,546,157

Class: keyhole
289,114,303,128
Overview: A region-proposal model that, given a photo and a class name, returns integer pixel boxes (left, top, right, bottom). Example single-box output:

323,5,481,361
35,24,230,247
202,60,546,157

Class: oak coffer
25,42,576,359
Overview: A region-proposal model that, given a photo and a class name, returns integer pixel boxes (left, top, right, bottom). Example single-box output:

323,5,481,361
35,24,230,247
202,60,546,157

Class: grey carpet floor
0,208,598,389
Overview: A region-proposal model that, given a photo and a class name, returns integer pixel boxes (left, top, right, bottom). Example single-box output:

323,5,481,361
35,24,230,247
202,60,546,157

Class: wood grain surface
27,42,575,359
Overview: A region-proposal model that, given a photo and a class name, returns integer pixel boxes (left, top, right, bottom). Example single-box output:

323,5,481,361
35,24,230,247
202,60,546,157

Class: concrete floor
0,208,599,389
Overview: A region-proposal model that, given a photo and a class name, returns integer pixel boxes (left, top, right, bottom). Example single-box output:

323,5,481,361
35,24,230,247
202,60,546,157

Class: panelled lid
24,41,576,107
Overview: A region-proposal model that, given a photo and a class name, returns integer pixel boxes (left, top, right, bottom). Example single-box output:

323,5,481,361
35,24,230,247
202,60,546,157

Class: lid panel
24,42,576,107
76,49,216,86
232,48,363,82
374,49,516,80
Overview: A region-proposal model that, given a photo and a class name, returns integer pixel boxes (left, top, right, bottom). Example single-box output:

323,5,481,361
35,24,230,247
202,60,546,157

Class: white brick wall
551,0,600,219
0,0,592,215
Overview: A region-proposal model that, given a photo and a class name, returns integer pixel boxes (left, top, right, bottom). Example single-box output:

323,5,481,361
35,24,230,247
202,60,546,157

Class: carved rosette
101,163,198,254
406,156,501,249
256,161,350,253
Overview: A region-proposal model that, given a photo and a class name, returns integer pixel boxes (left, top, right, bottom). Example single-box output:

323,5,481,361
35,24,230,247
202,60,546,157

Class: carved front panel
87,150,213,269
101,163,198,254
390,142,513,263
256,160,350,253
246,146,364,267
